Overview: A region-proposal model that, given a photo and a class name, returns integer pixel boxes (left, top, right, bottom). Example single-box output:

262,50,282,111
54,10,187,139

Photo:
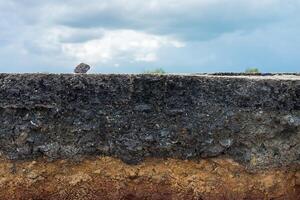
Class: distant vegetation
143,68,166,74
245,67,260,73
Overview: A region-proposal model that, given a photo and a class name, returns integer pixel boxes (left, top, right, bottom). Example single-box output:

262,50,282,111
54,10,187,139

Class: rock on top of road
74,63,91,74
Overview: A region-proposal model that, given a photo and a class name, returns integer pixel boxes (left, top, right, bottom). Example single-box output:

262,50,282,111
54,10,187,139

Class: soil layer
0,74,299,168
0,156,299,200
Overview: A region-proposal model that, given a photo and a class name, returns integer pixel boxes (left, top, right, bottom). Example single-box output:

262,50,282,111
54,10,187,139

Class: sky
0,0,299,73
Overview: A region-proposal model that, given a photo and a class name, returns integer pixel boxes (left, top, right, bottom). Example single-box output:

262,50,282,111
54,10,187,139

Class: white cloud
0,0,299,72
61,29,184,64
134,53,157,62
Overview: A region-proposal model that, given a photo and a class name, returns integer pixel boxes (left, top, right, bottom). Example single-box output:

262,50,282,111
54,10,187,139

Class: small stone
219,138,233,148
15,132,28,145
144,135,154,142
28,161,37,169
93,169,102,174
30,120,39,127
205,138,214,144
134,104,152,112
282,115,300,126
166,109,184,116
27,170,40,179
74,63,91,74
0,177,7,186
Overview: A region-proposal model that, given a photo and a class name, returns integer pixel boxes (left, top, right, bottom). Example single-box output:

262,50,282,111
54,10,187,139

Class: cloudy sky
0,0,299,73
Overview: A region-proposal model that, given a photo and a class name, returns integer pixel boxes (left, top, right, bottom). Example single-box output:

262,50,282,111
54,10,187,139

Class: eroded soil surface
0,156,299,200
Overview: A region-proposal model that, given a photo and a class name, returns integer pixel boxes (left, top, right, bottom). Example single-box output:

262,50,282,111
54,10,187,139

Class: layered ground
0,156,299,200
0,74,299,199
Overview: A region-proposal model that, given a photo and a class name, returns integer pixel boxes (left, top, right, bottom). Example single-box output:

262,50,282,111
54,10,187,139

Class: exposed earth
0,156,299,200
0,73,299,199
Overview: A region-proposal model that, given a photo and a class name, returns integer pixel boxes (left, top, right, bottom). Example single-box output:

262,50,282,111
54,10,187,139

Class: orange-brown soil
0,156,298,200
